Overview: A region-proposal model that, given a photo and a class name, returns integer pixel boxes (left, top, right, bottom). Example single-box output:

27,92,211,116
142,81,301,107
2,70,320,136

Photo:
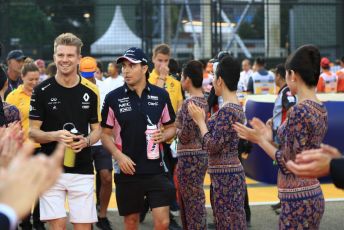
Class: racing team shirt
29,76,101,174
101,83,176,175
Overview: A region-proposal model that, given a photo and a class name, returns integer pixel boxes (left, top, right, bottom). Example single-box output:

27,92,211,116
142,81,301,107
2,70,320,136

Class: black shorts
114,173,175,216
91,145,113,171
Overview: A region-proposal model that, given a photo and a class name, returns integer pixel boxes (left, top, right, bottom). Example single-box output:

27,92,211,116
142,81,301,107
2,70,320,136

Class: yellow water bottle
63,128,79,167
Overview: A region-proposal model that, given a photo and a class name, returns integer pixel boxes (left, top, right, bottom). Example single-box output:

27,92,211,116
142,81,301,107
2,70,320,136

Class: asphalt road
63,201,344,229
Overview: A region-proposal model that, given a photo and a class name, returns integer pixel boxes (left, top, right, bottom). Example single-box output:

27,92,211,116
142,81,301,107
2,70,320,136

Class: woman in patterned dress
234,44,327,229
189,56,247,229
176,60,208,229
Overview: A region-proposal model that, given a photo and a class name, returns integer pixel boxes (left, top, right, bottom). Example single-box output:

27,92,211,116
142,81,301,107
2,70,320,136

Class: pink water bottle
145,116,160,160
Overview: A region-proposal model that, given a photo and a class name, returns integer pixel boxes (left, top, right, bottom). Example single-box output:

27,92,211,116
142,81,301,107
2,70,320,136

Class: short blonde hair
152,43,170,58
54,33,83,54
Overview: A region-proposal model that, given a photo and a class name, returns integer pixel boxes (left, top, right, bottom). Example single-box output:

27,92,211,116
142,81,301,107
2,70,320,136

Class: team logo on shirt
147,95,159,100
82,93,91,110
148,102,159,106
48,97,61,111
119,102,132,113
83,93,90,102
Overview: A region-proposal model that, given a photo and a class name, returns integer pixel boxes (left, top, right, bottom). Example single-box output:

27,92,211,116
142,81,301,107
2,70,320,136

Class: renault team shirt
101,83,176,175
29,76,101,174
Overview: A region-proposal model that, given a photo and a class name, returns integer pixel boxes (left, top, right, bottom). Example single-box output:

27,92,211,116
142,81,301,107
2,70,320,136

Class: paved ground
63,201,344,229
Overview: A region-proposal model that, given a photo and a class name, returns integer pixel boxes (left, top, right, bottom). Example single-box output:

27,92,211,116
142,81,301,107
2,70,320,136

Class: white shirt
238,69,253,92
103,75,124,93
93,76,124,146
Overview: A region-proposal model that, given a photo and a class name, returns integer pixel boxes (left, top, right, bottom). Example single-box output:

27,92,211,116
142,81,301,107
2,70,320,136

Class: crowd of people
0,32,343,230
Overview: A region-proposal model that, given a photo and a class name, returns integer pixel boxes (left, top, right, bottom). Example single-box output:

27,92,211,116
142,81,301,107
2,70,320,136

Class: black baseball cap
117,47,148,64
6,50,26,61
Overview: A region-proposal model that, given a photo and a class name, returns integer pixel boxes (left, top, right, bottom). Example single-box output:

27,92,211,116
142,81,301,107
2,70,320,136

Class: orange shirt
336,69,344,92
317,71,337,93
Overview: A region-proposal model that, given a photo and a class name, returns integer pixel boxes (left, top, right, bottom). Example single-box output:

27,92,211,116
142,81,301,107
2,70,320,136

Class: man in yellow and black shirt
29,33,101,229
147,44,183,227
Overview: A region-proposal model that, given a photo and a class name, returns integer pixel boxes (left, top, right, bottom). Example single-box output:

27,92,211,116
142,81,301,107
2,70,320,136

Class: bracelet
86,136,91,147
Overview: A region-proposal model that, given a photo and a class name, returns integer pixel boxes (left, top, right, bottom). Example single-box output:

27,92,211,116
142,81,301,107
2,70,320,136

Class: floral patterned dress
176,97,208,230
203,102,247,230
276,100,328,229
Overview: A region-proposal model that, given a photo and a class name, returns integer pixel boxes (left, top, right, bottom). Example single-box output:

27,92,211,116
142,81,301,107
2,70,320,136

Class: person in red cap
317,57,337,93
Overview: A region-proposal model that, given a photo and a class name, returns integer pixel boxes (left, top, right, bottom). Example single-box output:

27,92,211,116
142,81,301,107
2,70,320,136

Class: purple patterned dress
3,102,20,125
203,102,247,230
176,97,208,230
276,100,327,229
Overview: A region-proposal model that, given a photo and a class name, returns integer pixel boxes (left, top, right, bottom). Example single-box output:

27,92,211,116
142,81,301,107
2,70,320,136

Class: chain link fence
1,0,343,67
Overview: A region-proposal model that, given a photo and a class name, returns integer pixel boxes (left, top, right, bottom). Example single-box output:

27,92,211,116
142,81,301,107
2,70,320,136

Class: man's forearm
101,133,122,160
29,128,57,144
87,125,101,146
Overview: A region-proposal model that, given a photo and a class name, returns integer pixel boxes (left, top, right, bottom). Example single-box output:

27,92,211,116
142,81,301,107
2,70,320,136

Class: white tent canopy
91,6,142,55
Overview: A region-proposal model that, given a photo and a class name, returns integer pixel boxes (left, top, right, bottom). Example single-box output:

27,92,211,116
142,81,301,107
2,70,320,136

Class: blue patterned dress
276,100,327,229
176,97,208,230
203,102,247,230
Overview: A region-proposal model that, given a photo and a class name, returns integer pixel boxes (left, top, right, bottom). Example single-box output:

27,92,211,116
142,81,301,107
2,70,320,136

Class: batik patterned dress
276,100,328,229
203,102,247,230
176,97,208,230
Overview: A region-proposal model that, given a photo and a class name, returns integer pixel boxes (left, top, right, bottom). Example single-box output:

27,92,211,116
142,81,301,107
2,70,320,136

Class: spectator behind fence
317,57,337,93
247,57,275,94
238,59,253,92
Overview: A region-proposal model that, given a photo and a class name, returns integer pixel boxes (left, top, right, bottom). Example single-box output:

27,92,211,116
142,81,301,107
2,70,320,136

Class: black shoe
271,202,281,210
169,217,182,230
96,217,112,230
33,222,46,230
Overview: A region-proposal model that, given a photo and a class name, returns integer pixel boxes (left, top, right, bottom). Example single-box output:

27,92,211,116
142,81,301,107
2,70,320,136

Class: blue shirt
101,83,175,174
